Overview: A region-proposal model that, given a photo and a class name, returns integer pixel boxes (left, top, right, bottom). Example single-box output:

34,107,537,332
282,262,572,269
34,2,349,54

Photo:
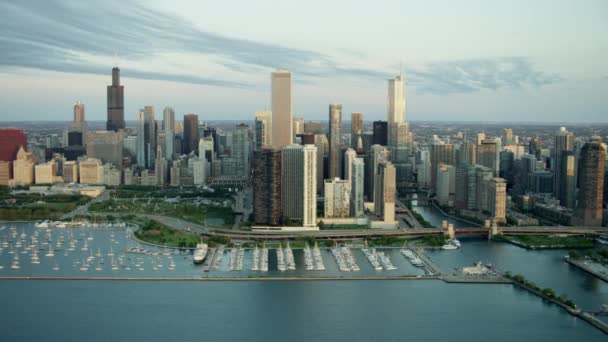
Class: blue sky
0,0,607,122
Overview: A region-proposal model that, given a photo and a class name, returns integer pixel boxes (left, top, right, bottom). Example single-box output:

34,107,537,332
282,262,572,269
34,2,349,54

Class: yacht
35,221,49,228
442,244,458,250
450,239,461,248
193,243,208,264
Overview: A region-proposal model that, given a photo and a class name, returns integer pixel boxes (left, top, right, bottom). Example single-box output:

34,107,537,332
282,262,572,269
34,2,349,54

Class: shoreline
565,258,608,282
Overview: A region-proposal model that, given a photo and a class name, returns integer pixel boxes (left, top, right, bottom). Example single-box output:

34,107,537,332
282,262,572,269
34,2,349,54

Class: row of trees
504,272,577,309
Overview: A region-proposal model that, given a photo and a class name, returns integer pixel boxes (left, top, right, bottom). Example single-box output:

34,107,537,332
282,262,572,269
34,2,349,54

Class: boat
35,221,49,228
450,239,461,248
193,243,208,264
442,244,458,250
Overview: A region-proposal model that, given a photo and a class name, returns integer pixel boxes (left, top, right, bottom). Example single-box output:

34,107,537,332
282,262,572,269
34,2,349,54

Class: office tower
351,157,365,217
324,178,350,218
487,178,507,223
136,108,156,169
34,160,57,184
254,111,272,151
183,114,199,155
199,136,214,177
192,156,206,185
314,134,327,194
0,129,27,162
154,146,168,186
528,171,553,193
304,121,323,134
106,67,125,131
224,124,250,178
430,143,455,189
79,158,103,184
457,142,477,166
202,127,219,155
302,145,318,227
293,117,304,141
73,100,85,125
253,149,282,226
366,144,390,201
372,121,388,146
454,163,472,210
387,75,405,123
417,149,432,189
281,145,304,224
475,166,495,212
374,162,396,223
86,131,123,167
351,112,363,149
271,70,292,148
574,137,605,226
11,146,34,185
344,148,357,190
436,163,455,207
63,161,78,183
328,104,343,179
477,139,500,176
476,132,486,146
559,151,576,208
553,127,574,202
503,128,514,145
163,107,175,161
499,150,514,185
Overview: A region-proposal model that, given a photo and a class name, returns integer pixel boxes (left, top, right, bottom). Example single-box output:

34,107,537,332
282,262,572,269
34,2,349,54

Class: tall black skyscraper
372,121,388,146
107,67,125,132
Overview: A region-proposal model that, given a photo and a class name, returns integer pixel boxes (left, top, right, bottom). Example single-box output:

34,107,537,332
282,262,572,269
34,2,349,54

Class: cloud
405,57,563,94
0,0,562,94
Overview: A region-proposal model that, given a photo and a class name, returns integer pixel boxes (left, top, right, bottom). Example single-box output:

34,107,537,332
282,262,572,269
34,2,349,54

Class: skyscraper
344,148,357,189
282,145,305,224
73,101,85,127
253,149,282,226
574,137,605,226
366,144,390,201
163,107,175,161
106,67,125,132
324,178,350,218
183,114,199,155
553,127,574,203
372,121,388,146
271,70,292,148
0,129,27,162
136,107,156,169
559,151,576,208
477,139,500,176
328,104,343,179
387,75,405,124
351,112,363,149
350,157,365,217
374,161,396,223
430,143,455,189
254,111,272,151
86,131,123,167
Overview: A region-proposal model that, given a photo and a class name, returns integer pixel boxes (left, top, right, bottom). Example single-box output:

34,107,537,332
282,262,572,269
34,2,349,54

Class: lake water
0,221,607,340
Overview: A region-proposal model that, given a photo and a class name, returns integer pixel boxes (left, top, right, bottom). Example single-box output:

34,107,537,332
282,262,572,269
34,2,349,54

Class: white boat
35,221,49,228
450,239,461,248
193,243,208,264
442,244,458,250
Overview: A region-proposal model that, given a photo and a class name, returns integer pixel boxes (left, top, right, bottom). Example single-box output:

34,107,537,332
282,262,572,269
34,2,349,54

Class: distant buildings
0,129,27,162
11,146,34,185
374,162,396,223
553,127,574,204
106,67,125,132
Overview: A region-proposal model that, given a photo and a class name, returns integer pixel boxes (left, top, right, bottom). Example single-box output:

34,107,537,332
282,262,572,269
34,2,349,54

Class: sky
0,0,607,123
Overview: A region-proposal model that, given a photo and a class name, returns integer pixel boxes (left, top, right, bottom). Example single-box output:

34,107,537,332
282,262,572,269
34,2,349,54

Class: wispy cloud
0,0,562,94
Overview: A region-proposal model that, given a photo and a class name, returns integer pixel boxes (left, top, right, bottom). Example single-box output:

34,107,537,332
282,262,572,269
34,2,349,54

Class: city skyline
1,0,607,123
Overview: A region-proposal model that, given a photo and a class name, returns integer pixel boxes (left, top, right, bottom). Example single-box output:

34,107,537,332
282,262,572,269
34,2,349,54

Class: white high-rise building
344,148,357,189
281,144,317,226
387,75,405,124
302,144,317,227
271,70,292,149
324,178,350,218
163,107,175,161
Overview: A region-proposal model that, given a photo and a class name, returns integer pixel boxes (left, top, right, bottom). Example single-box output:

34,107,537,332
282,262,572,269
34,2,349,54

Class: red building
0,129,27,161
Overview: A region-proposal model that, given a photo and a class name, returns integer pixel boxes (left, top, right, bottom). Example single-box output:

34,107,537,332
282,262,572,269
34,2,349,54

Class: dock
565,257,608,282
412,247,441,275
202,248,217,272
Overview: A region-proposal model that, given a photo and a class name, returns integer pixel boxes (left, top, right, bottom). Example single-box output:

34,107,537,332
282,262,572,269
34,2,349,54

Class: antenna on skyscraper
113,52,118,68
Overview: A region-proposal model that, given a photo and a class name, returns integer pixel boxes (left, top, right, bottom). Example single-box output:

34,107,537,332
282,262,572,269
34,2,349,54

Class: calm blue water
0,280,605,342
1,221,607,340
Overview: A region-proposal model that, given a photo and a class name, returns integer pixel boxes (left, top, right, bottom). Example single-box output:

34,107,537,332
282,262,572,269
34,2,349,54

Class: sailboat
45,243,55,257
